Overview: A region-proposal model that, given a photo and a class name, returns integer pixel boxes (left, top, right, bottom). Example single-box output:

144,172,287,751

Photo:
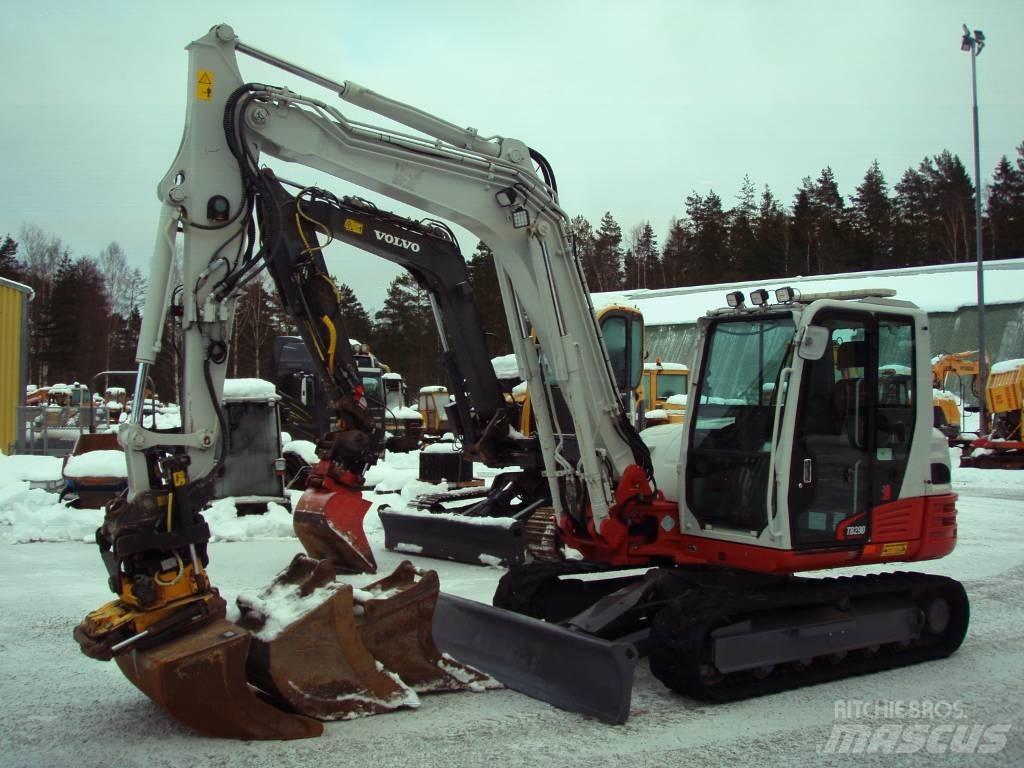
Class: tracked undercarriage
493,561,969,703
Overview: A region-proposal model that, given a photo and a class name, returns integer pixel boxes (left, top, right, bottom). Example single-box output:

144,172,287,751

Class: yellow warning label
344,218,365,235
172,470,187,487
196,69,215,101
881,541,908,557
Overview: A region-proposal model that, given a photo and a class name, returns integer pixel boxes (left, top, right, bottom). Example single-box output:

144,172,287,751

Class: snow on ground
0,448,1022,767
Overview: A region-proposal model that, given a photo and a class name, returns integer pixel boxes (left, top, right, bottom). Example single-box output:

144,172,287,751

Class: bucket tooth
238,565,418,720
115,618,322,740
356,561,493,692
294,484,377,574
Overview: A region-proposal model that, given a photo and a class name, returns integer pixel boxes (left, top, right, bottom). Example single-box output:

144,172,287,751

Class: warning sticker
344,218,364,235
197,69,215,101
881,541,909,557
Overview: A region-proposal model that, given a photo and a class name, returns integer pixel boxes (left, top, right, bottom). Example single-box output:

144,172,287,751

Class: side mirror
798,325,830,361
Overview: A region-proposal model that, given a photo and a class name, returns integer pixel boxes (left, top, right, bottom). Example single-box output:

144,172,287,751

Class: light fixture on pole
961,24,988,434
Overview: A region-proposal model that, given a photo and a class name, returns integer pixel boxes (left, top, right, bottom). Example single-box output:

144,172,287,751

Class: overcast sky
3,0,1022,314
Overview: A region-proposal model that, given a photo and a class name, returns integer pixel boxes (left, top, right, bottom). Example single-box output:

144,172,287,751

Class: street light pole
961,24,987,435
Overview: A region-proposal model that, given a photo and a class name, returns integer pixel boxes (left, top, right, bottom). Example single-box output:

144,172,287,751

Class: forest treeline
3,142,1023,400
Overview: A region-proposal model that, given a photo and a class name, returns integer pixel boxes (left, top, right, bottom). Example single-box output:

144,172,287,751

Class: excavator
75,24,968,737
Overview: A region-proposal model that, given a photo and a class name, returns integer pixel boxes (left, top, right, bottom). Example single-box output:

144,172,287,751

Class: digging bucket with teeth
236,555,419,720
355,561,492,692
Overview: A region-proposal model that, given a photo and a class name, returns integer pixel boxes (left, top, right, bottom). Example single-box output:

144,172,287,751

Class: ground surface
0,457,1022,767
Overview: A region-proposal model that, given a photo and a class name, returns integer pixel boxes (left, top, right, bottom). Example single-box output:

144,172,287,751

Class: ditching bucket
356,561,493,692
115,618,323,740
294,483,377,573
237,555,418,720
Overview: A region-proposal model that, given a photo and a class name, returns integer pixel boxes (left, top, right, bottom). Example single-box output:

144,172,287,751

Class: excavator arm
256,171,534,467
75,23,648,734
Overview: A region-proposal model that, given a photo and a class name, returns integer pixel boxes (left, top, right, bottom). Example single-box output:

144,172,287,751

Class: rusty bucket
293,483,377,574
356,561,493,692
115,618,323,740
236,555,418,720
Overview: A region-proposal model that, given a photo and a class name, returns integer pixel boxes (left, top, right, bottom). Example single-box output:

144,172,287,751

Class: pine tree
44,254,110,384
755,185,789,277
986,152,1024,260
0,235,23,282
791,181,817,275
810,167,851,273
660,218,689,288
592,212,624,291
466,241,512,356
727,175,759,278
892,165,931,267
569,215,598,291
622,223,659,290
336,282,373,343
850,160,893,270
373,273,443,394
684,191,728,284
924,151,975,263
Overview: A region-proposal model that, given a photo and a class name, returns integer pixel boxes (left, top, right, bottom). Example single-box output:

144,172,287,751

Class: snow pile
491,354,522,380
222,378,278,400
422,442,461,454
389,406,424,420
282,439,318,465
236,577,343,641
0,483,102,543
63,450,127,478
204,498,296,542
364,450,420,490
666,394,688,406
0,452,63,483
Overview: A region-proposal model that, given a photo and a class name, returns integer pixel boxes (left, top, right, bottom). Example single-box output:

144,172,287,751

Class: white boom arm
126,24,642,530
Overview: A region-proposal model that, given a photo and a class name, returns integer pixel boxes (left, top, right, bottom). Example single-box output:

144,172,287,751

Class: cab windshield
686,315,795,532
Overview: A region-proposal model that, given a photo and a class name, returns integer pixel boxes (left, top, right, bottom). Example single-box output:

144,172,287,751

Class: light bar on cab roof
749,289,769,306
726,291,744,308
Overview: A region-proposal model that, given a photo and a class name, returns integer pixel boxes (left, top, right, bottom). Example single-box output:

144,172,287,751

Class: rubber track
648,570,969,701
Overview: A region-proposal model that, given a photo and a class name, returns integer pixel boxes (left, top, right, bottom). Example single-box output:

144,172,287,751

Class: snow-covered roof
644,362,688,372
491,354,521,380
419,385,448,394
382,372,404,380
594,257,1024,326
990,358,1024,375
222,378,279,401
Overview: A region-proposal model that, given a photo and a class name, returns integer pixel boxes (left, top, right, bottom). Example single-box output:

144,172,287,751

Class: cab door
787,311,917,549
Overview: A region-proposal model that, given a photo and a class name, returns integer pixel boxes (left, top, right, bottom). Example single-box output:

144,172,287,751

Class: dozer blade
432,593,639,724
378,506,526,566
294,483,377,573
239,580,419,720
356,561,494,692
115,618,322,740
